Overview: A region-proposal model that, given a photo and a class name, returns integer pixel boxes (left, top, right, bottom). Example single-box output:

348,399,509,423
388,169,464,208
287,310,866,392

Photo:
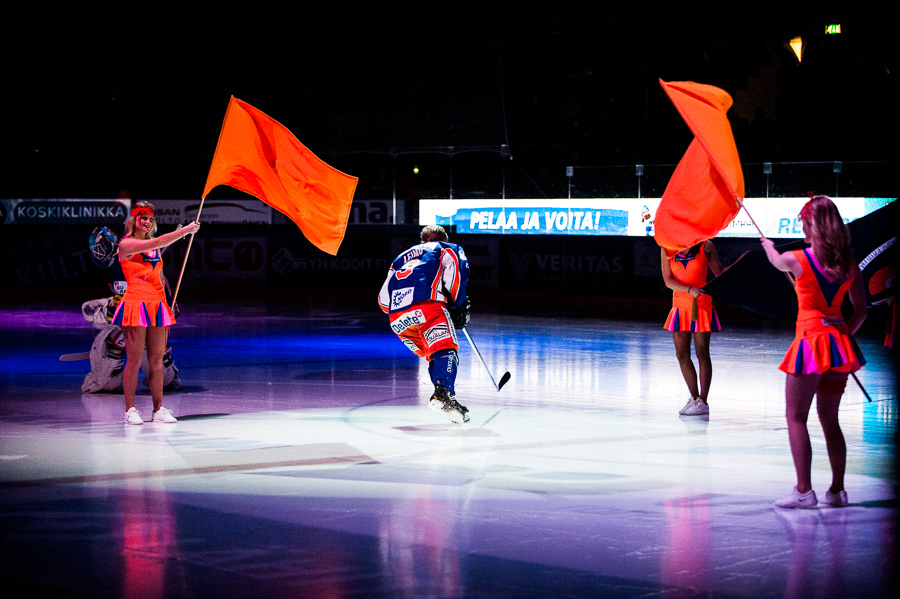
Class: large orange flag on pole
655,80,745,257
172,97,358,306
202,96,358,255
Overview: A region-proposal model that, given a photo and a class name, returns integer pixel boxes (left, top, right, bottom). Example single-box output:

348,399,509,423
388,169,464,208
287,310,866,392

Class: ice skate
429,384,470,424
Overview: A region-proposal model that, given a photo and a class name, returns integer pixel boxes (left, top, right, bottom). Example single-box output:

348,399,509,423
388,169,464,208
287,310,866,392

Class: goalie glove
447,296,471,329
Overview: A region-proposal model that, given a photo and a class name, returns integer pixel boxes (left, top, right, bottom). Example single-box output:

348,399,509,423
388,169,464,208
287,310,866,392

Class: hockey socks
429,349,458,393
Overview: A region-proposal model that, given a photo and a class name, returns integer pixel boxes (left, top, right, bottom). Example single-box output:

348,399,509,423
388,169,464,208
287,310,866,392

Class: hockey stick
59,352,90,361
462,327,510,392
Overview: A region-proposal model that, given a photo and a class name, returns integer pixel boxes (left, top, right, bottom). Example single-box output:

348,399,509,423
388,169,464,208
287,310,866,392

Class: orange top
778,249,863,375
120,249,166,303
669,243,710,289
793,249,856,323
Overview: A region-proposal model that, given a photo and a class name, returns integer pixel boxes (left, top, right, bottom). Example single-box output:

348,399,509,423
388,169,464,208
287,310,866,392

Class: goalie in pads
379,225,471,423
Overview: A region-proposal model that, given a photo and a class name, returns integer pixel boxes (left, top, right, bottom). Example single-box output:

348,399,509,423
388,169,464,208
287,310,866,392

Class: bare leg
693,331,712,402
816,373,848,494
784,372,821,494
145,327,168,412
673,331,699,398
122,326,147,411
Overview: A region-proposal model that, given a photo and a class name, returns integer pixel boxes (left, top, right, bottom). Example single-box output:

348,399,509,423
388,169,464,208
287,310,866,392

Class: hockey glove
447,296,471,329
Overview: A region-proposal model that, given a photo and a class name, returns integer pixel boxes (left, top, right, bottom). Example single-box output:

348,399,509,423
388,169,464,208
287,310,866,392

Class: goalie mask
89,227,118,266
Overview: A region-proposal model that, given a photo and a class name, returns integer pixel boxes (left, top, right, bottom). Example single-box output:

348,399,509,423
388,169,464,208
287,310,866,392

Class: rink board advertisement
4,200,894,305
151,200,271,225
0,198,404,227
0,198,131,224
419,197,896,238
153,199,404,226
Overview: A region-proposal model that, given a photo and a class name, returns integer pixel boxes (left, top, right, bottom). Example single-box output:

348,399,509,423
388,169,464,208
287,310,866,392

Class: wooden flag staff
691,197,761,322
735,196,764,237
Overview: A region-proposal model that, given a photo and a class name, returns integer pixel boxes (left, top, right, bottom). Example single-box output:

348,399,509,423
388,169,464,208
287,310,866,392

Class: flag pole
170,199,205,308
736,195,797,288
851,372,872,402
170,96,235,308
734,196,764,238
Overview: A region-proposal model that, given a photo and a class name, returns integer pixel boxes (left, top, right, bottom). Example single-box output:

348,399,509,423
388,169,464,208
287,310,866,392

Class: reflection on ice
0,304,895,598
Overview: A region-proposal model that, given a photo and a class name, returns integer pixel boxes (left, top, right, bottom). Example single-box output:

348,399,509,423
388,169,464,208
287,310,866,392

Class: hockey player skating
378,225,472,423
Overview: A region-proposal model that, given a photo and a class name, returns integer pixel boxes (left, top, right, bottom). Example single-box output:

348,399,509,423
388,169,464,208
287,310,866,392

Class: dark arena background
1,5,897,598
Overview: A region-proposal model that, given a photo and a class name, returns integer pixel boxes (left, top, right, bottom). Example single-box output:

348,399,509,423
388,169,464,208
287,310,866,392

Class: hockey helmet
89,226,119,266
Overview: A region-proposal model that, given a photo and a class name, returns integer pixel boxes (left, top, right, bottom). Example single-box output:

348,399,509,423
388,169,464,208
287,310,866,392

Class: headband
799,193,818,221
131,206,154,217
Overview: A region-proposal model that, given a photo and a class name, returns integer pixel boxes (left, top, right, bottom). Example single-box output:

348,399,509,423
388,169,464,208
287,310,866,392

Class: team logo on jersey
673,252,696,267
141,250,161,268
391,287,415,310
390,309,426,334
424,322,452,346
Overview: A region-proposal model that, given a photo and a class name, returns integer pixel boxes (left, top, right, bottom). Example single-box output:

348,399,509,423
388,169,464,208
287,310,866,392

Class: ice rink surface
1,294,896,598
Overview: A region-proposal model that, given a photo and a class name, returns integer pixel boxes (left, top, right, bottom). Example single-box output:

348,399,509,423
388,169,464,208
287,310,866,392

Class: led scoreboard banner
419,197,895,239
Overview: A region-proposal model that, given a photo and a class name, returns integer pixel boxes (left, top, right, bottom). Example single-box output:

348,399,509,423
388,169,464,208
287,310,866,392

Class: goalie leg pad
82,328,125,393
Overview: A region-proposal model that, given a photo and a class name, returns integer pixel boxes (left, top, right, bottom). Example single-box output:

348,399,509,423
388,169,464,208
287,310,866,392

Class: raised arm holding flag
761,196,867,508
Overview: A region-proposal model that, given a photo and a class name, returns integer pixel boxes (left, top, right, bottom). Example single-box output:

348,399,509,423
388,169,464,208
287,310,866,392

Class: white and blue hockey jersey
378,241,469,314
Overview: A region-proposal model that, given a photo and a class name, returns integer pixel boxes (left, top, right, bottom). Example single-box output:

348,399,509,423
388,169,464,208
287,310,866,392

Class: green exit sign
825,24,841,34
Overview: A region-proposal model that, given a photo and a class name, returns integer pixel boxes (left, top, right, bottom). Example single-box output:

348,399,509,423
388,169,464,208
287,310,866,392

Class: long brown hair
800,196,852,280
122,201,157,239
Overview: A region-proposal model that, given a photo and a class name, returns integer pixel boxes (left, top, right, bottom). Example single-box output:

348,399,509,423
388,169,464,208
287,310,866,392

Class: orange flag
203,96,358,255
655,80,744,257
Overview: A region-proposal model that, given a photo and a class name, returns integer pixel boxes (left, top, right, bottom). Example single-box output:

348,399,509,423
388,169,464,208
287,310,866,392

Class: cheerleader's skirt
111,297,175,327
779,316,865,375
664,292,721,333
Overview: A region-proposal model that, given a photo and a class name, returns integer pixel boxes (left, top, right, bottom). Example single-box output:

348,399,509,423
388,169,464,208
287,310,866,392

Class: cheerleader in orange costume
762,196,866,508
114,202,200,425
661,240,723,416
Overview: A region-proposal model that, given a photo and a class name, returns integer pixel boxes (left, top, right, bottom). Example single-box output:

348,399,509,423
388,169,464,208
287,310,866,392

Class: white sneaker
678,397,697,415
774,487,818,508
824,489,849,507
125,407,143,425
152,407,177,423
682,399,709,416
